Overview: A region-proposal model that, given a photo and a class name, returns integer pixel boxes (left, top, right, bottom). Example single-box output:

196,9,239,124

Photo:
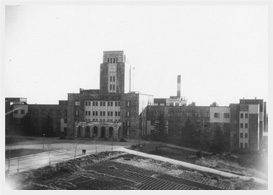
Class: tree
210,126,225,154
43,115,54,137
181,118,195,147
20,114,35,136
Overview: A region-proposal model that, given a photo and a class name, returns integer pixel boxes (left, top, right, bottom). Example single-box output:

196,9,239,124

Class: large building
5,50,268,152
66,51,153,140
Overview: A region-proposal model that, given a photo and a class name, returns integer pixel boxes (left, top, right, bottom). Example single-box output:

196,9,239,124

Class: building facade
143,98,268,152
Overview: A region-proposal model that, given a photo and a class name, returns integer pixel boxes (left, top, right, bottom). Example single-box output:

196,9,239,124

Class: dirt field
5,151,267,190
130,143,268,180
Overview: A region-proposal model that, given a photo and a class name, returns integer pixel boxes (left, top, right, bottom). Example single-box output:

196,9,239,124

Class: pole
74,137,78,159
129,66,131,92
8,150,11,173
111,138,113,151
17,157,19,174
43,133,45,151
95,136,97,154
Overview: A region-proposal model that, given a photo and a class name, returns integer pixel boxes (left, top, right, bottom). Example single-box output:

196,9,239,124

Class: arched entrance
85,126,90,138
93,126,98,137
77,126,82,138
109,127,114,138
101,126,106,138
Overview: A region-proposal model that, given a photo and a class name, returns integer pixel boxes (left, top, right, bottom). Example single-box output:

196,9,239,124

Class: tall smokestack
177,75,181,98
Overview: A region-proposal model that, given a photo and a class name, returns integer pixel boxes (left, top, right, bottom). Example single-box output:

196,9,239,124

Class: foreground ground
5,137,268,190
130,143,268,180
5,151,267,190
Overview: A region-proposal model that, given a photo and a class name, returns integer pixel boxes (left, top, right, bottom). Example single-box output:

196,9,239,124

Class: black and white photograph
2,0,271,191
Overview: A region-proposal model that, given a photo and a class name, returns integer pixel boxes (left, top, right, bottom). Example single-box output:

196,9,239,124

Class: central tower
100,51,125,94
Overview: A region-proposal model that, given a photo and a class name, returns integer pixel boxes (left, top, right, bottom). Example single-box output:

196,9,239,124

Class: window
85,111,88,116
110,84,112,90
240,113,244,118
115,101,118,106
240,143,243,148
245,113,248,118
85,101,88,106
93,101,96,106
75,101,80,106
96,111,98,116
224,113,230,118
240,123,243,128
88,101,91,106
89,111,91,116
100,101,103,106
240,133,243,138
113,76,115,82
21,110,25,114
127,101,130,107
214,113,220,118
245,143,248,148
110,76,112,82
100,111,102,116
113,85,115,90
118,112,120,116
127,112,130,117
115,111,118,116
245,123,248,128
75,111,79,116
103,111,105,116
93,111,95,116
111,111,113,116
245,133,248,138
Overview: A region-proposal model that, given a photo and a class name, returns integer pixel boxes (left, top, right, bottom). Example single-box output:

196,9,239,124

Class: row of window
240,123,248,128
109,76,116,82
214,113,230,118
240,133,248,138
85,111,121,117
240,113,248,118
86,119,119,122
107,57,118,63
84,101,121,107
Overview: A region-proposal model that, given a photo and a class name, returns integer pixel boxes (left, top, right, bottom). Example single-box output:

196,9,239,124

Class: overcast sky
4,3,268,106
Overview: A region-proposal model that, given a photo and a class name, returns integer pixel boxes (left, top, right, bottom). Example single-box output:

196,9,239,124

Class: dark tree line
152,113,168,142
20,114,54,137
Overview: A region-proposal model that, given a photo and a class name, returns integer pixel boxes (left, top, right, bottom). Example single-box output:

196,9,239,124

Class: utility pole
129,66,131,92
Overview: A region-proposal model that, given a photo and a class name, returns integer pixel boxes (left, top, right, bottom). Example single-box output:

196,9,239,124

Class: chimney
177,75,181,98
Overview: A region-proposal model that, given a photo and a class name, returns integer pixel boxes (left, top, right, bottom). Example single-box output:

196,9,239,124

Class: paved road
5,139,141,175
